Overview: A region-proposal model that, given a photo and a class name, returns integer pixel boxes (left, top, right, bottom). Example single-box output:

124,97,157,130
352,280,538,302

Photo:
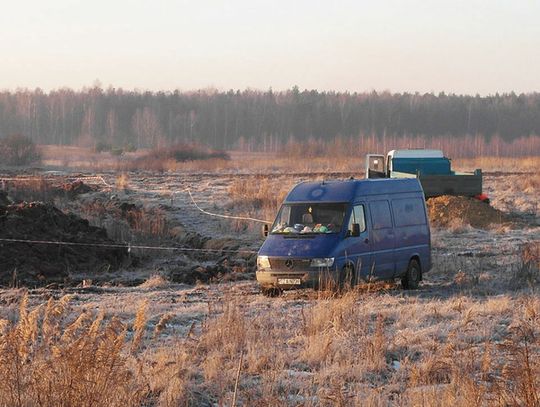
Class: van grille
269,258,311,270
270,273,306,278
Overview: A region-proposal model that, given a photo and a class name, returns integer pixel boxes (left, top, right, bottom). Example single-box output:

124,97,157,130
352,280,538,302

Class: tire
339,264,356,290
402,259,421,290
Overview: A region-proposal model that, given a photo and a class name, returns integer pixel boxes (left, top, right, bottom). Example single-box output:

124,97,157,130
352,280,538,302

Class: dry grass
79,200,170,244
513,241,540,288
0,295,147,406
454,156,540,173
1,287,538,406
139,274,170,289
522,173,540,192
3,177,57,203
38,144,540,174
3,146,538,406
226,177,292,231
40,145,363,174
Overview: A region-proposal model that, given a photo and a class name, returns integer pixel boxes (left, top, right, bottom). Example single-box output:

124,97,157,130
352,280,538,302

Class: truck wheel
402,259,421,290
339,264,356,290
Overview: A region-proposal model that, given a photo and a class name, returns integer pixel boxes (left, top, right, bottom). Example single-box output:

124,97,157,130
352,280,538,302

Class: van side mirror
351,223,360,237
262,224,269,237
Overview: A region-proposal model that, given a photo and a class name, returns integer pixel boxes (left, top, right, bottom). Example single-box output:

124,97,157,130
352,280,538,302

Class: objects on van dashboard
365,149,487,201
271,223,334,234
270,202,346,235
256,178,432,294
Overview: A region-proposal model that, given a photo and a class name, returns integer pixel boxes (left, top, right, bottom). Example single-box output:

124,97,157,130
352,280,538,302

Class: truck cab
366,149,450,178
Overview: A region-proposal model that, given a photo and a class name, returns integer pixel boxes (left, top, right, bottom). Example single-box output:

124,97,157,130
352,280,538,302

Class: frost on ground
0,168,539,405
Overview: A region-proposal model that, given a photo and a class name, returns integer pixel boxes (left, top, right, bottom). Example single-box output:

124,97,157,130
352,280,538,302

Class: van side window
370,200,392,229
348,205,366,234
392,198,426,226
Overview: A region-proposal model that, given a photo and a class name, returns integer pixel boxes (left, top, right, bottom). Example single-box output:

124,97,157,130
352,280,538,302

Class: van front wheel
261,287,281,297
339,264,356,289
402,259,421,290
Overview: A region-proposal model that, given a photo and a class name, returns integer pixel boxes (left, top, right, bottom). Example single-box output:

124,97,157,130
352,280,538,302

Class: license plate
278,278,301,285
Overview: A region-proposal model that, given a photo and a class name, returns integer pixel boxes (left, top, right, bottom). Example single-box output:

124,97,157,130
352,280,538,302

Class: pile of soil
60,180,96,197
427,195,511,229
0,202,128,287
0,191,10,206
5,179,97,203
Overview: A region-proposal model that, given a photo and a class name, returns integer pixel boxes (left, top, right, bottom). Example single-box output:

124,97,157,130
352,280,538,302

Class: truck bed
390,169,482,198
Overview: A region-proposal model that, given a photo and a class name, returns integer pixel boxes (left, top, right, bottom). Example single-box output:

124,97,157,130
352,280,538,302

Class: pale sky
0,0,539,94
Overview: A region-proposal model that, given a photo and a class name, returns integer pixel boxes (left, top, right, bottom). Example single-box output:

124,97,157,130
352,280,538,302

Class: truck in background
365,149,486,200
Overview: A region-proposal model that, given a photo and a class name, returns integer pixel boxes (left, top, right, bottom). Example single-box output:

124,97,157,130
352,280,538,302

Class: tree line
0,87,539,155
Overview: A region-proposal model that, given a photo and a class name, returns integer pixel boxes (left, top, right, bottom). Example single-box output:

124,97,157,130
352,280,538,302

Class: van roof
285,178,423,203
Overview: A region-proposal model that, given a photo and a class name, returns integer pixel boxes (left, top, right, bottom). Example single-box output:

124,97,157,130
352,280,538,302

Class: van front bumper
256,269,338,289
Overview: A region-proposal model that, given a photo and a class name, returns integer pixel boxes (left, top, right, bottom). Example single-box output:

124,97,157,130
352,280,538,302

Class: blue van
256,178,431,291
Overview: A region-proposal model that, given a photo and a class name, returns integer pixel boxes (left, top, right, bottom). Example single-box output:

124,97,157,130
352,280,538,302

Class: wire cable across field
0,237,259,255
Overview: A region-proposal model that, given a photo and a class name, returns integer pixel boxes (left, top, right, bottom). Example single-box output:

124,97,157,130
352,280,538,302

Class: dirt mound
0,202,128,287
0,191,10,206
427,195,511,229
60,180,96,197
5,179,97,204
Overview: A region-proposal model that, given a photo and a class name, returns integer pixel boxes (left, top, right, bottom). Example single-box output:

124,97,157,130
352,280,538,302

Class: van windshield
271,203,347,234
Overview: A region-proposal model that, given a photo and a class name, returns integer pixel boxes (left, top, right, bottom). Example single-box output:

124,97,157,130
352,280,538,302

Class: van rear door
391,197,430,277
368,200,395,280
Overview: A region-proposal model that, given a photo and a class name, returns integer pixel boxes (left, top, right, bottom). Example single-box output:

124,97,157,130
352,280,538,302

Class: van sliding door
368,200,395,280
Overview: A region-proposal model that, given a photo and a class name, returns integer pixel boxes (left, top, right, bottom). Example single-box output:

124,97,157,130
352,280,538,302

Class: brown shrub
513,241,540,287
124,143,229,171
522,173,540,192
0,135,41,166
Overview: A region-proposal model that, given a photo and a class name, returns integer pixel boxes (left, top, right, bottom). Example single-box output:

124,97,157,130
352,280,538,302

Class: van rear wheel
402,259,421,290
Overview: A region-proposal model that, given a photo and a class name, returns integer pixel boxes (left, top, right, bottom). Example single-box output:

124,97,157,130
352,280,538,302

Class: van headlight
310,258,335,267
257,256,271,269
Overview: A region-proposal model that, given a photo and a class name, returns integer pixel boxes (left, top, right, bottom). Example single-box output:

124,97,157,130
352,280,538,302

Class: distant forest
1,87,539,156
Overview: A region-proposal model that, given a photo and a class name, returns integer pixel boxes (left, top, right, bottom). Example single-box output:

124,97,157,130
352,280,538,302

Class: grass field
0,147,539,406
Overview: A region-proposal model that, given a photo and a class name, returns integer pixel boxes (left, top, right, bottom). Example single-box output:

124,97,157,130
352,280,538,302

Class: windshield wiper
282,234,317,239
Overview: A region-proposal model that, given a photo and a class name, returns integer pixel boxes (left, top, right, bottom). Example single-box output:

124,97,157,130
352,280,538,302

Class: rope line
0,175,111,187
72,176,111,187
0,237,258,255
183,188,272,225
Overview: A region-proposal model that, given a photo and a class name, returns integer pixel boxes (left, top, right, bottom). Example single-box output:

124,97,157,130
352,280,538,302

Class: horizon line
1,84,539,98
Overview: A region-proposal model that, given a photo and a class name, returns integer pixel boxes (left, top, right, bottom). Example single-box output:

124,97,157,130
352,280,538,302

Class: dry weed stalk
131,300,148,354
0,296,147,407
153,313,174,338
